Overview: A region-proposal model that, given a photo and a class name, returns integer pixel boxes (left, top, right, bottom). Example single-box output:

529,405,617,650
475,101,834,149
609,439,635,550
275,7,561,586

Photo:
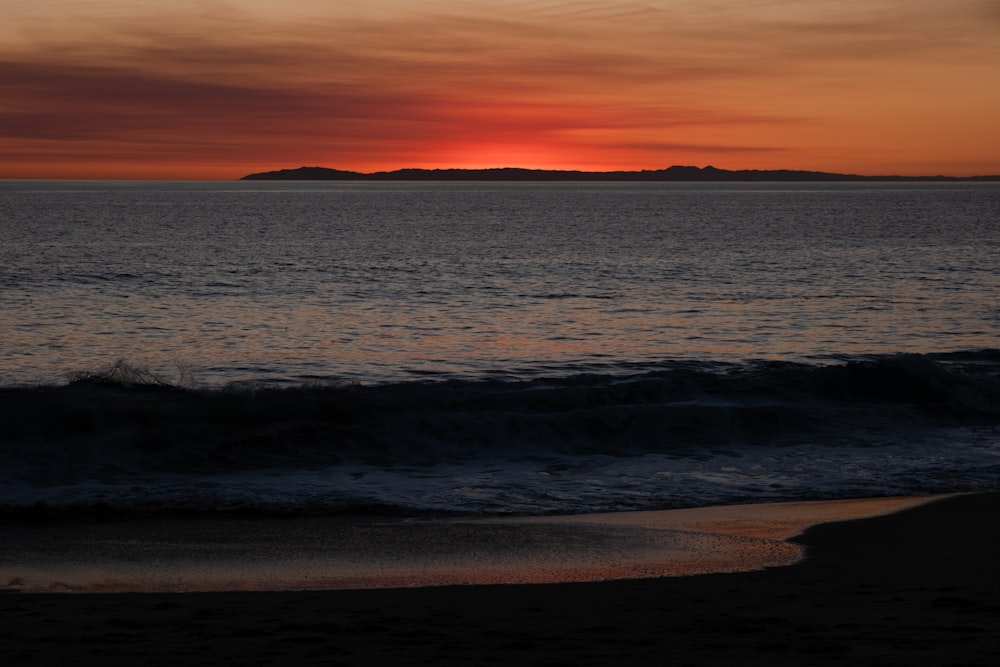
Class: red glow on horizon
2,2,998,180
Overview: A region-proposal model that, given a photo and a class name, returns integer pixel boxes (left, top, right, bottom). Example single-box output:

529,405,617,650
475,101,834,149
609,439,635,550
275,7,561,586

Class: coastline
239,165,1000,181
1,495,935,593
3,493,998,664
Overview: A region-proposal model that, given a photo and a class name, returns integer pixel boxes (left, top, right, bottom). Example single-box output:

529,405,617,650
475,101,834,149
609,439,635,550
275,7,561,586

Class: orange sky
2,0,998,179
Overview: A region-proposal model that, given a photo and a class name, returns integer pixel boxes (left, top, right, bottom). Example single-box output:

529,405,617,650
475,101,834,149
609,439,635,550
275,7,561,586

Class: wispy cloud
1,1,997,177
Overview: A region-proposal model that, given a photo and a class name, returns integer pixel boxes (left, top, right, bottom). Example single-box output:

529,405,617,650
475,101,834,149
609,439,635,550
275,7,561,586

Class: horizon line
3,164,1000,182
239,164,1000,182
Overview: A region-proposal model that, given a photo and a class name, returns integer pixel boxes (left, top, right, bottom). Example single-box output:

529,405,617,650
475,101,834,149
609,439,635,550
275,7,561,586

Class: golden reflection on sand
0,496,943,593
521,495,942,540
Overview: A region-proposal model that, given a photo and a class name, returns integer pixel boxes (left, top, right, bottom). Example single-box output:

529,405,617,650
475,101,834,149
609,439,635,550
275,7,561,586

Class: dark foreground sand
2,493,998,666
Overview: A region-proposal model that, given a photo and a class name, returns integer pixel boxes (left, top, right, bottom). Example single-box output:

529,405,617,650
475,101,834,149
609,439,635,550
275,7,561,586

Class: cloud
2,1,997,176
0,60,428,139
0,7,797,158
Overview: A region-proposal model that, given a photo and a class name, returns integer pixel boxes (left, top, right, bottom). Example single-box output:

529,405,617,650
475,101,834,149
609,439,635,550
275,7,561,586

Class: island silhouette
241,165,998,181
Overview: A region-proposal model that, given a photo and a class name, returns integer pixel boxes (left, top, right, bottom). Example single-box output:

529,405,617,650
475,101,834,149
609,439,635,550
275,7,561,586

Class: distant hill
241,165,999,182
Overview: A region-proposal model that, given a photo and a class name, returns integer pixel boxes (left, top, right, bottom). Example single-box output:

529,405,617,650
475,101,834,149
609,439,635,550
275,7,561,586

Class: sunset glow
2,0,998,179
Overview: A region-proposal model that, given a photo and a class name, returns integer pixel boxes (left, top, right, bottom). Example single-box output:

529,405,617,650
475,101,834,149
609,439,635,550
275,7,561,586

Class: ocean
2,180,999,518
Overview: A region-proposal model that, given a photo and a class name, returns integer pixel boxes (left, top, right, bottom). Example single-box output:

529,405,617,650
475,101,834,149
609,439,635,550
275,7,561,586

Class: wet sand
0,495,933,593
2,493,998,665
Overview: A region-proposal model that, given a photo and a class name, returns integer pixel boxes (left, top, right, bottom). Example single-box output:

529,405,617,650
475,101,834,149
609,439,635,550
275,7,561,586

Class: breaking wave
2,352,999,517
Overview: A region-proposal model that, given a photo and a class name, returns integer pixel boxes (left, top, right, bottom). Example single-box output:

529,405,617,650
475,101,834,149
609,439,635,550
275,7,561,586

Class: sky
1,0,998,179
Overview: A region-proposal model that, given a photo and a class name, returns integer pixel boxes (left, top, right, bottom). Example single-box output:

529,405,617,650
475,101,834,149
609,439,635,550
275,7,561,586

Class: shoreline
239,165,1000,182
2,493,997,664
1,495,937,593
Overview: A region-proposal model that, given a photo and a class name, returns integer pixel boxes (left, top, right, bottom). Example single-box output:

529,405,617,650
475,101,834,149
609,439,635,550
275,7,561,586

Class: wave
2,352,999,517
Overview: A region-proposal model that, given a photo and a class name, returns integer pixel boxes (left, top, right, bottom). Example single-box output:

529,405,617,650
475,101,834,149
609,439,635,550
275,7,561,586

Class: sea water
1,180,998,516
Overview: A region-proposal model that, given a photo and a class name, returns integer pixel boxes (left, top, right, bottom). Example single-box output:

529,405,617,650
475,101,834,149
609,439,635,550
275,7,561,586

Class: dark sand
2,493,998,665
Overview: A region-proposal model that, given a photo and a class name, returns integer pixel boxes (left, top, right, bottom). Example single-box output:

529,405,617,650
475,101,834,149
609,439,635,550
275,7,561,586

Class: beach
2,493,998,665
2,182,998,667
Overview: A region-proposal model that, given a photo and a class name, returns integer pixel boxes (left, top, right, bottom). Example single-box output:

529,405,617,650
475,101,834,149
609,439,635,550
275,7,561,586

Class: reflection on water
1,181,998,386
0,496,935,592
